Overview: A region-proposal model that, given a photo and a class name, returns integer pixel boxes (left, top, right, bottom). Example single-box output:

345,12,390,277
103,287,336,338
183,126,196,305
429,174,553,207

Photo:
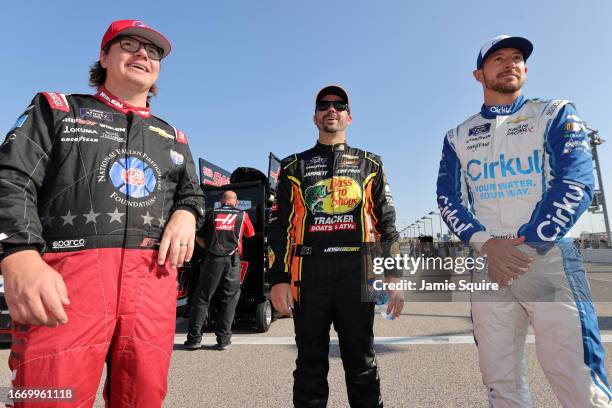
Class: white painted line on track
175,334,612,346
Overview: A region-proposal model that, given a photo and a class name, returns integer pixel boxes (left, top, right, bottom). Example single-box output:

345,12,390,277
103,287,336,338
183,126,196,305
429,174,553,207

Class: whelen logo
52,239,85,249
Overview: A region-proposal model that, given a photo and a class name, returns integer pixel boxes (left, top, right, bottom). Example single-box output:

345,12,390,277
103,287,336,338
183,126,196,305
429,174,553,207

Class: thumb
511,236,526,245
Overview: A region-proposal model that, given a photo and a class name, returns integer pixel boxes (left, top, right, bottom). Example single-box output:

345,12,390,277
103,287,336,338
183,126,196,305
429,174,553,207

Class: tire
255,300,272,333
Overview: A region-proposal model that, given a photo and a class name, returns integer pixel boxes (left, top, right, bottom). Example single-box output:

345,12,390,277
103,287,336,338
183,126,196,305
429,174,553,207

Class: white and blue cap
476,35,533,69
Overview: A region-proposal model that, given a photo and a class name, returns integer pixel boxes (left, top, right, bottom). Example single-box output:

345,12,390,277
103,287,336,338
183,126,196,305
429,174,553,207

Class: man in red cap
0,20,204,407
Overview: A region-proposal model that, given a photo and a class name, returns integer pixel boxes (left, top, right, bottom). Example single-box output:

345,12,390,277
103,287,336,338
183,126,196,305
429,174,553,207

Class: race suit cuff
469,231,493,253
268,270,291,285
0,244,41,262
173,206,199,220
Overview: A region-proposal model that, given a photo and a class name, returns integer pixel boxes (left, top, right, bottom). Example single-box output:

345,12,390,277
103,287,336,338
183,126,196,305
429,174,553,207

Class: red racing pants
8,248,177,407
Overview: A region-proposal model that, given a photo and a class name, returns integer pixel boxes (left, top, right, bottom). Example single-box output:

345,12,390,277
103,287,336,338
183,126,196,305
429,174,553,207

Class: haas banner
199,158,231,187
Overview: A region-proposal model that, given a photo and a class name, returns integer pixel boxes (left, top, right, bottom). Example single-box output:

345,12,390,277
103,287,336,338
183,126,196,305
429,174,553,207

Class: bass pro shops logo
304,177,362,215
109,157,157,199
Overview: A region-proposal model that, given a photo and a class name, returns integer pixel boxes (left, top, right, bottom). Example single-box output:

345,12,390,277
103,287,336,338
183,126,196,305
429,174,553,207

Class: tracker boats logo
309,215,357,232
304,177,362,215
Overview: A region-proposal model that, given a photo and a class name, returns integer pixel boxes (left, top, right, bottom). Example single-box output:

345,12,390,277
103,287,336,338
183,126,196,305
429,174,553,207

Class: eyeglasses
316,100,349,112
117,36,164,61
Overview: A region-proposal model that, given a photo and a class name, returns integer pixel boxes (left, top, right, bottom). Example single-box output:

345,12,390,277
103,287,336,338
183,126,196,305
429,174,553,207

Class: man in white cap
0,19,204,407
436,35,610,406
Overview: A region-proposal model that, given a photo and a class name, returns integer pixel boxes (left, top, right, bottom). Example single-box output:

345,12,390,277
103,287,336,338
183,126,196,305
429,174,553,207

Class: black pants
187,252,240,345
293,256,382,408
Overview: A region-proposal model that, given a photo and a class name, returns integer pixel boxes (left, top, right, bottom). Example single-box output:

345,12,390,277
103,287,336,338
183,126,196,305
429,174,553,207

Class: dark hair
88,40,158,100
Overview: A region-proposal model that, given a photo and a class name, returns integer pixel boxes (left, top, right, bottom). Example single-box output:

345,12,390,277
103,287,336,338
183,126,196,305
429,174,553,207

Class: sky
1,0,611,238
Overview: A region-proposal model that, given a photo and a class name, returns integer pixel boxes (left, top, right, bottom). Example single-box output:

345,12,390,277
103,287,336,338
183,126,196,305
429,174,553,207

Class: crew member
0,20,204,407
436,35,611,407
269,85,404,407
185,190,255,350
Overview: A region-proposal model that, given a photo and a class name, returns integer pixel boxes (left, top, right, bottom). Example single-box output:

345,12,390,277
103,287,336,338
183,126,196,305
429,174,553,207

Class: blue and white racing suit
436,95,611,407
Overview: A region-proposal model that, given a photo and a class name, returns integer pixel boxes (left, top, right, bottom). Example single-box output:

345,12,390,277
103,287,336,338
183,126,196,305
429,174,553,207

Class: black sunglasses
316,100,348,112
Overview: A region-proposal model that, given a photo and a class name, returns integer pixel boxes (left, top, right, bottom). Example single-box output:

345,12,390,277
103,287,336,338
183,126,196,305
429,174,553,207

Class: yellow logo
508,116,532,125
304,177,362,215
148,125,174,140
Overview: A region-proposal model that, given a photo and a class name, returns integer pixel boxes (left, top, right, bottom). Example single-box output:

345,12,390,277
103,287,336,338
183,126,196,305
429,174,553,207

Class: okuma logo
109,157,156,198
304,177,362,215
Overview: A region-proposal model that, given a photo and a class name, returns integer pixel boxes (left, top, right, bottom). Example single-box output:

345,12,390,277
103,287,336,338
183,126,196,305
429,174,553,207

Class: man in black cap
269,85,404,407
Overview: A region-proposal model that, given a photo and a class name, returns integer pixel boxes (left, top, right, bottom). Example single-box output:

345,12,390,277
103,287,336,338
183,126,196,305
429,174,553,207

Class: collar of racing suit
95,86,152,118
313,141,348,153
480,94,526,119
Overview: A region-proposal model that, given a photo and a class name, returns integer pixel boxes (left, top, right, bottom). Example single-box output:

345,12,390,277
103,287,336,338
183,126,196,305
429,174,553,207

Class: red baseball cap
101,20,172,58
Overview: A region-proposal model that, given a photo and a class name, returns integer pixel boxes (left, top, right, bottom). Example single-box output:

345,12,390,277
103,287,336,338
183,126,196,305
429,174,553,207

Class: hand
271,283,293,317
1,250,70,327
384,275,405,319
481,236,533,286
158,209,196,268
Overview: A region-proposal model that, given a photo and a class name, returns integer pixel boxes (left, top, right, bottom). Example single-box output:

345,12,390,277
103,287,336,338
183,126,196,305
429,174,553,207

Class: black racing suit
268,142,399,408
0,88,204,407
187,204,255,346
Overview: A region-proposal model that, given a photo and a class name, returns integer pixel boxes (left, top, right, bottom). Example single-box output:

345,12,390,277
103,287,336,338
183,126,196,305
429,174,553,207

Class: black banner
199,158,231,187
268,153,281,192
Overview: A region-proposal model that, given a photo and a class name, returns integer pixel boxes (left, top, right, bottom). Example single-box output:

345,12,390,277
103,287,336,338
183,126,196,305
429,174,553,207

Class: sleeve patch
42,92,70,112
174,128,188,144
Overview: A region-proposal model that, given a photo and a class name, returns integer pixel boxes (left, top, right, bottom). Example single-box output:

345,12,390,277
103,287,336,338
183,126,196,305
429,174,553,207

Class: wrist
469,231,493,253
1,249,43,271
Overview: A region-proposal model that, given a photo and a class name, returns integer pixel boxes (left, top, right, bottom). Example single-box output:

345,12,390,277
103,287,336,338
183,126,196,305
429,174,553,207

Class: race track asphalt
0,264,611,407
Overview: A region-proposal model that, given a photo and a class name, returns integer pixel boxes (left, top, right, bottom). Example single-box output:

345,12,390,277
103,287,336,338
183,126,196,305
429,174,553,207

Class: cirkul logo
489,105,512,114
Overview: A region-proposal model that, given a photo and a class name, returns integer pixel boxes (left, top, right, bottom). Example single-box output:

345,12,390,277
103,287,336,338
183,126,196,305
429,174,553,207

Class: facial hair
483,70,525,94
317,113,345,133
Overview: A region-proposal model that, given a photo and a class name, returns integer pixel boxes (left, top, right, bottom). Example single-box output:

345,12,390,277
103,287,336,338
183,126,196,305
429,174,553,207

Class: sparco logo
536,180,586,241
52,239,85,249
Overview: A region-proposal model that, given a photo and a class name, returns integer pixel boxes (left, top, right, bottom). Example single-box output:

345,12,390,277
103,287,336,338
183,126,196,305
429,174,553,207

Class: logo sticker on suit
304,176,362,215
109,157,156,199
